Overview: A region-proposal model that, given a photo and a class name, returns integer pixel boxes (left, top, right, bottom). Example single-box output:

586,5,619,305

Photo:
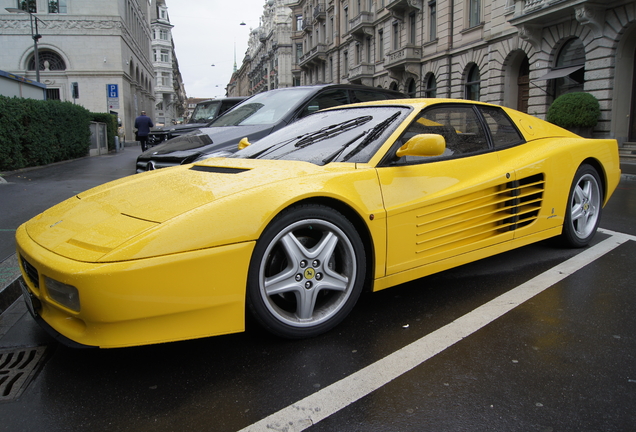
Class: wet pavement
0,153,635,431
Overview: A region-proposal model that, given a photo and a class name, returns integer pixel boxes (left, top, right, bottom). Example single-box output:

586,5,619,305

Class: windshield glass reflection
231,106,410,165
210,88,316,127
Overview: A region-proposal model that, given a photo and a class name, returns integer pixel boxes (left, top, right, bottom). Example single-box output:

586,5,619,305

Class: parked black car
136,84,404,172
147,97,246,146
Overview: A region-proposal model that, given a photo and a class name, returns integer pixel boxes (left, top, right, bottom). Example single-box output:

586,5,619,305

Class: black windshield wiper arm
295,116,372,148
339,112,402,162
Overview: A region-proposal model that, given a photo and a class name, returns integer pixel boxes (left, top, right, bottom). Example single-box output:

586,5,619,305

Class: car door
377,104,517,276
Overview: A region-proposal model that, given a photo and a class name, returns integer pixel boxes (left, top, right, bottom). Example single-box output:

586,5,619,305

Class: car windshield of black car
231,106,411,165
210,88,316,127
190,101,221,123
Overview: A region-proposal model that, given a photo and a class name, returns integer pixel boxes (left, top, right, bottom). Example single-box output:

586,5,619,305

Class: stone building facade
0,0,155,139
231,0,636,145
227,0,296,97
150,0,186,126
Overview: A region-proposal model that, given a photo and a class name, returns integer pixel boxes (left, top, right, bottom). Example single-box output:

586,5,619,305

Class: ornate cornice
1,17,123,31
574,4,605,37
517,24,542,50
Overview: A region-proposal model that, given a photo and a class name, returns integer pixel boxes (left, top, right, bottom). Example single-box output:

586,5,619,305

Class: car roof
259,84,404,95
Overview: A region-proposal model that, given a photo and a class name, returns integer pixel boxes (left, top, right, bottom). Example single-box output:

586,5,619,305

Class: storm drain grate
0,346,48,402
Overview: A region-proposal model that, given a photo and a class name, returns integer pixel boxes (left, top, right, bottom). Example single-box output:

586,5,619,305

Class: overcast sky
165,0,268,99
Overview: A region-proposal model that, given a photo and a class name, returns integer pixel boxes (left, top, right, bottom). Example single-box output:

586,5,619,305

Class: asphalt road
1,152,635,432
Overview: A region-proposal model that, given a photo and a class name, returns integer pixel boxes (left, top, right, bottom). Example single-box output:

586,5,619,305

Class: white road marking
239,230,634,432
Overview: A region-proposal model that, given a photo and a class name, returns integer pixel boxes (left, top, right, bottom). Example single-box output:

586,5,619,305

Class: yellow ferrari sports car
16,99,621,348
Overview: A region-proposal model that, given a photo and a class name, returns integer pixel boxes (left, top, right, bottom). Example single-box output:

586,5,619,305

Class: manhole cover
0,346,48,402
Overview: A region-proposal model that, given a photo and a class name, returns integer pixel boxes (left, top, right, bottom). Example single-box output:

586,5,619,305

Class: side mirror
238,137,251,150
396,134,446,158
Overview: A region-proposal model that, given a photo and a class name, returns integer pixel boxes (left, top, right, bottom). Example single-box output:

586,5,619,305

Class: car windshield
209,88,317,127
190,101,221,123
231,106,411,165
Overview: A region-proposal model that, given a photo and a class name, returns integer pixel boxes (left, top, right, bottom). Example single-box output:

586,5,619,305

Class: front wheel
247,205,366,338
561,164,603,248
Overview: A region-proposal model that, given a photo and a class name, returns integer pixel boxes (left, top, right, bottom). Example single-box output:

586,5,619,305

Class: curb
0,254,22,315
0,277,21,315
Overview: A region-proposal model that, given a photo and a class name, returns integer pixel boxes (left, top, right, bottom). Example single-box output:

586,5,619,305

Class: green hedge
0,95,93,172
546,92,600,129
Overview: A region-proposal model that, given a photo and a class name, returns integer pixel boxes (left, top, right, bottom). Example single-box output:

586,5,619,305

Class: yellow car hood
24,158,343,262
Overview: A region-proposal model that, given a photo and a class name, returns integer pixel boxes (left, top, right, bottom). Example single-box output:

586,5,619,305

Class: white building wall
0,0,154,140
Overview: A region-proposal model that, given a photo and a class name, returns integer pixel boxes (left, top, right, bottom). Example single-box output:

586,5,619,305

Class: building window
424,74,437,97
329,57,333,81
366,36,372,63
329,17,333,43
409,13,416,44
18,0,36,12
344,51,349,75
554,38,585,98
46,88,60,100
356,43,361,64
159,29,169,40
48,0,67,13
378,29,384,59
392,21,399,50
429,1,437,40
296,43,303,63
469,0,480,28
28,50,66,71
161,50,170,62
344,7,349,33
465,64,480,100
158,72,170,86
296,14,303,31
406,78,416,97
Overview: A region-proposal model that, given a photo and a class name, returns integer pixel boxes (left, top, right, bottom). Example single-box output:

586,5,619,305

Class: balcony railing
314,3,326,21
349,11,374,38
348,63,375,81
384,45,422,70
299,43,328,67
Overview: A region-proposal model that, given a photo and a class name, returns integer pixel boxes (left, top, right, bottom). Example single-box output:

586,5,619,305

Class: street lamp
5,7,43,82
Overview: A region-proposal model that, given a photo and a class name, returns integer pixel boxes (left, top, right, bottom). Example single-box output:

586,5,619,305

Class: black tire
561,164,603,248
246,204,366,338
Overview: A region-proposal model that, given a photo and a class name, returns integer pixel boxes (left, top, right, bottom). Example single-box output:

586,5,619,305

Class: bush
0,96,92,171
546,92,600,129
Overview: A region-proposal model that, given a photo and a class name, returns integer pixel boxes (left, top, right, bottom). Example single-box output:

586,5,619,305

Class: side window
300,90,350,117
392,105,489,164
219,101,236,116
352,90,394,103
478,106,525,148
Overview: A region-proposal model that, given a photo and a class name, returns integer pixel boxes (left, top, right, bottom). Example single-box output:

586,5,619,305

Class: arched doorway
517,57,529,113
612,23,636,144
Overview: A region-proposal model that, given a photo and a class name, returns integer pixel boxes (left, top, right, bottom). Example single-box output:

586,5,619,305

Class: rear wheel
561,164,603,247
247,204,366,338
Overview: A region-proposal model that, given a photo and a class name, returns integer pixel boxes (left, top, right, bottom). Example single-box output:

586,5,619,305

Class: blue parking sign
107,84,118,98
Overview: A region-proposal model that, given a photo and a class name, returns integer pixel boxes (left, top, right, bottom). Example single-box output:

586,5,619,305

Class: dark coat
134,115,154,137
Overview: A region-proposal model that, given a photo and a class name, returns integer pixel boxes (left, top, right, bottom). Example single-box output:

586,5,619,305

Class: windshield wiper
295,116,372,148
324,112,401,164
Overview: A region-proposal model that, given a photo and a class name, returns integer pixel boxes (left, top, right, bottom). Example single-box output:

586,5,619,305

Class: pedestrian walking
134,111,154,152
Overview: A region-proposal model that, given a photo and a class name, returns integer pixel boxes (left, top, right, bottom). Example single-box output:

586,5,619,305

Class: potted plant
546,92,600,137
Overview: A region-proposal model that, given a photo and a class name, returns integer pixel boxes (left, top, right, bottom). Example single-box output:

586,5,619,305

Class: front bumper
16,225,255,348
